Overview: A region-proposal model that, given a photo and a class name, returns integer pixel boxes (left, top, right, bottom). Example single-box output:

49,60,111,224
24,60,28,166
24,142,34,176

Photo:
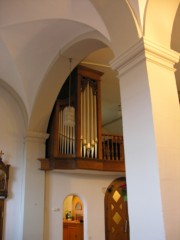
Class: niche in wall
63,195,84,240
63,194,83,221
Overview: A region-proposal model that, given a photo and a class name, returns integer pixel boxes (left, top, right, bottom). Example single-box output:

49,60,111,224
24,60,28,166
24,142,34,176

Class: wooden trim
43,65,126,173
38,157,125,172
78,65,103,80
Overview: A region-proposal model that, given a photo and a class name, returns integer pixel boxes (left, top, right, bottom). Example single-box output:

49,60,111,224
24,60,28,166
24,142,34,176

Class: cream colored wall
0,84,26,240
44,171,122,240
63,195,73,219
0,1,179,240
112,38,180,240
147,49,180,240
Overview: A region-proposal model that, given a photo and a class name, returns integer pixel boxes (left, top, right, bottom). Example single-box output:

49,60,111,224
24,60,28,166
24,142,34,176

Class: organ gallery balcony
38,65,125,172
39,133,125,172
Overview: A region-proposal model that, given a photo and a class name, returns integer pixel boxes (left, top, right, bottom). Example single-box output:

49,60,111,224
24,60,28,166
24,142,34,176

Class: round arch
144,0,180,48
0,78,28,127
90,0,140,56
28,1,141,132
62,193,87,240
63,193,84,221
28,34,110,132
171,4,180,93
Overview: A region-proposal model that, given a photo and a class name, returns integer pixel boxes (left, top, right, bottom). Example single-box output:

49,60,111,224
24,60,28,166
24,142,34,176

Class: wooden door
0,200,4,240
105,178,129,240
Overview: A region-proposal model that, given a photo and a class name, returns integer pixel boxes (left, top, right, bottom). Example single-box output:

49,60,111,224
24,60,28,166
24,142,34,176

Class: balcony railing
39,133,125,172
102,134,124,162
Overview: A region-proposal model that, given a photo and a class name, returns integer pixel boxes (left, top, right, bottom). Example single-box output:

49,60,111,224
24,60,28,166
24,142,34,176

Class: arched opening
26,3,140,239
0,0,180,239
171,4,180,101
63,194,84,240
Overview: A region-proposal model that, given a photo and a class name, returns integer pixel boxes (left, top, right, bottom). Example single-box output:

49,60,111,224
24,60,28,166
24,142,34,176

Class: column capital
110,37,180,77
24,131,49,144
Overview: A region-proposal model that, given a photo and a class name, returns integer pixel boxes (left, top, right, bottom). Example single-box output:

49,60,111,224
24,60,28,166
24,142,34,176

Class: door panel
105,178,129,240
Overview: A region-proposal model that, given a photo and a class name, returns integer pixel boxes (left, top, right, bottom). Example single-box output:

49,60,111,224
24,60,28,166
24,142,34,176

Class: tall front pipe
93,95,97,158
90,85,94,158
81,90,83,157
86,81,90,151
83,85,87,157
58,111,61,154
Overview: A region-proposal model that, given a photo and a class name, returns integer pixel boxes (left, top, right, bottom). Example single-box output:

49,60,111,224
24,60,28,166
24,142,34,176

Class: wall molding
25,131,49,143
110,37,180,77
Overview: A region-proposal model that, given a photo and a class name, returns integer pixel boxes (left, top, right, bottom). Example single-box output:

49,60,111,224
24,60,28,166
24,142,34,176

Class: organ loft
39,65,125,172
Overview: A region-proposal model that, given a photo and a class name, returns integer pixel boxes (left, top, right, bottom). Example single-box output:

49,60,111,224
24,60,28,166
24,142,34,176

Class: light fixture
63,58,75,127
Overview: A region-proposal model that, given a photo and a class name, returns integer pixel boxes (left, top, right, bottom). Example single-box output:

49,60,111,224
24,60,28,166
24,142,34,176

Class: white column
21,131,49,240
111,38,180,240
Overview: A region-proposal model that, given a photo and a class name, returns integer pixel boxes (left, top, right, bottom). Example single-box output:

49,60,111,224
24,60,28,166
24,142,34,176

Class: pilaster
21,131,49,240
111,37,180,240
111,37,179,75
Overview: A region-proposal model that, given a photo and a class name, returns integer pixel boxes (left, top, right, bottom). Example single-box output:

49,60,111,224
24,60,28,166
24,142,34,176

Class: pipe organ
46,65,103,161
40,65,125,171
59,105,75,155
81,77,98,158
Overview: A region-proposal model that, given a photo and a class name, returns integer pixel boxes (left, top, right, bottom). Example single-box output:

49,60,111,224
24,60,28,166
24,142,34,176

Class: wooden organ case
39,65,125,172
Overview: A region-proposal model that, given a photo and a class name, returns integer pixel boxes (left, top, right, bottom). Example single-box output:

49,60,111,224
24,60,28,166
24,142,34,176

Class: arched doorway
63,194,84,240
105,177,129,240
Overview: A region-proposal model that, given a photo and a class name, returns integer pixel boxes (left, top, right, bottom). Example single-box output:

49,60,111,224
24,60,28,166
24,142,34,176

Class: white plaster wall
0,84,26,240
116,55,166,239
22,132,47,240
44,170,123,240
147,57,180,240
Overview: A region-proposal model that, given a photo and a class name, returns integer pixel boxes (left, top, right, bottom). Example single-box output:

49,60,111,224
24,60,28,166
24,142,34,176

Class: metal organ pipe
83,84,87,157
59,111,61,154
81,90,83,157
80,80,98,159
58,106,76,155
86,82,90,157
94,94,97,158
58,77,98,159
59,110,64,154
90,85,94,158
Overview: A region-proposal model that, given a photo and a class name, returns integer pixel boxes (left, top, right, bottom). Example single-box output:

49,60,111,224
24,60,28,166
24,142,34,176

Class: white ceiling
0,1,178,134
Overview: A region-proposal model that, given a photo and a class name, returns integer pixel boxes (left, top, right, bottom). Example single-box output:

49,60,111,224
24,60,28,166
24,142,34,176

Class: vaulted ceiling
0,1,179,135
82,3,180,135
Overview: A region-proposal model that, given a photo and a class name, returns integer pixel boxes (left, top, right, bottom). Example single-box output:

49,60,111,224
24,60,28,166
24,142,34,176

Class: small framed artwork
0,151,10,199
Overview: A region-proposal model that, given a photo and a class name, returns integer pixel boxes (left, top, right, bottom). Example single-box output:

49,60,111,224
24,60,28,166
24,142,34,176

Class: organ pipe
79,79,98,158
55,65,103,160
